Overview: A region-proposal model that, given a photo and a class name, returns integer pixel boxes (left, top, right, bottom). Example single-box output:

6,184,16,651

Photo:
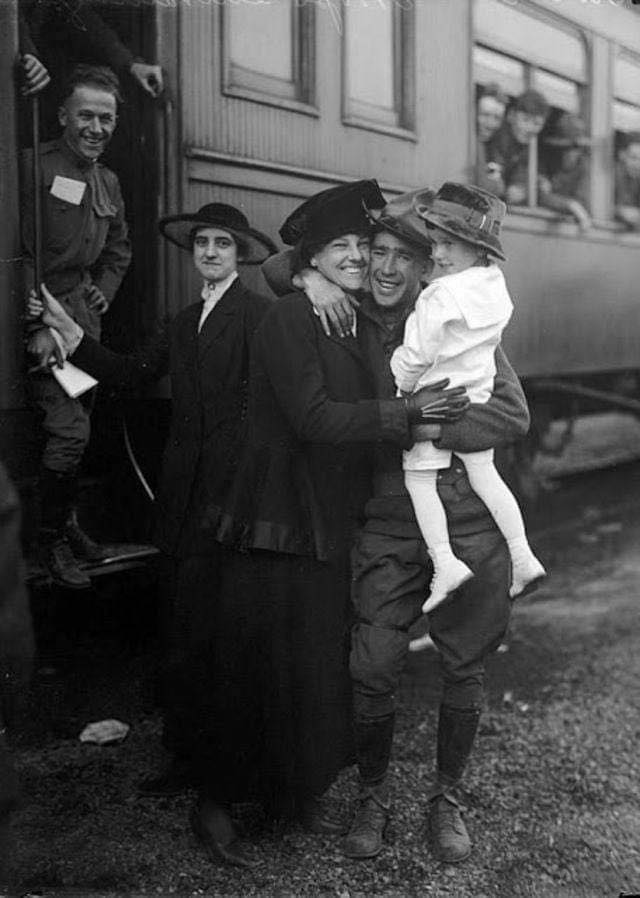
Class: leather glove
403,378,470,425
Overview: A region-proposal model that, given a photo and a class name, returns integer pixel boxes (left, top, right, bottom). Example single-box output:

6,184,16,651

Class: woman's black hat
159,202,277,264
279,180,386,249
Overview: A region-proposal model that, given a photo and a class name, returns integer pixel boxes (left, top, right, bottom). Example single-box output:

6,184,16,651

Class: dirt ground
10,462,640,897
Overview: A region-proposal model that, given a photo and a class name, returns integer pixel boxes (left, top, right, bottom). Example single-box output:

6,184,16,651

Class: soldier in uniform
23,63,131,588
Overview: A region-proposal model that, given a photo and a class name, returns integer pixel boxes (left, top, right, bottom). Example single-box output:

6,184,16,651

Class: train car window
223,0,314,108
612,53,640,231
613,53,640,139
342,0,415,136
474,0,589,215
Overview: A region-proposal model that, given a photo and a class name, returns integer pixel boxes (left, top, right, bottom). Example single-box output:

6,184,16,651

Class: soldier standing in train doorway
23,64,131,589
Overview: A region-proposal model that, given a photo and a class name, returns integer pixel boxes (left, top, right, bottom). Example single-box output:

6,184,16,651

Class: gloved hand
403,379,470,425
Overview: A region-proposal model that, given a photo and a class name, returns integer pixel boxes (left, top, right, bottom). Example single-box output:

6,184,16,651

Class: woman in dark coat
188,180,466,858
27,202,277,824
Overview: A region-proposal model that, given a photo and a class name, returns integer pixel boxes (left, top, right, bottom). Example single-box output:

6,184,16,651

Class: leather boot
427,704,481,863
39,470,90,589
344,713,394,859
427,790,470,863
344,783,390,858
65,508,111,563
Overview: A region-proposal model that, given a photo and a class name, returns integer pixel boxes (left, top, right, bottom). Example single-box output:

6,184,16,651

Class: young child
390,182,545,613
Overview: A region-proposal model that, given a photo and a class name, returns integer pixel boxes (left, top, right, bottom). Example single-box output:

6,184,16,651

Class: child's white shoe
509,553,546,599
422,558,473,614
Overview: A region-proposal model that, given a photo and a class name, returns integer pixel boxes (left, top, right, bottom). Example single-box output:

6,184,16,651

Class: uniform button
455,467,463,474
437,473,442,481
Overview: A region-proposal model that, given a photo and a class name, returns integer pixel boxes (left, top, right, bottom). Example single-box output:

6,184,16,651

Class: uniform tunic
22,138,131,340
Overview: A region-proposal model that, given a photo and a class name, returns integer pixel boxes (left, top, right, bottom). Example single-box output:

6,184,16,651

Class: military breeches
30,373,95,475
350,524,511,718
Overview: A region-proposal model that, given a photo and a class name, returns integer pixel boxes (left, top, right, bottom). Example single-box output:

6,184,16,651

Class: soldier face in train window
369,232,430,309
58,85,118,162
477,95,506,143
310,233,370,294
620,142,640,178
508,109,547,145
429,228,482,277
193,228,239,284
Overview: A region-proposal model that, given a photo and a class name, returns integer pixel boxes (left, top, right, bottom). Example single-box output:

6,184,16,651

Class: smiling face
310,233,370,293
508,109,547,144
58,85,117,162
369,231,430,309
428,226,482,277
192,227,239,284
477,94,506,143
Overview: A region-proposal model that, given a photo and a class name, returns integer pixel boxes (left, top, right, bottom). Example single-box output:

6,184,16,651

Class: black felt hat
365,189,435,254
414,182,507,261
279,180,386,249
159,203,277,264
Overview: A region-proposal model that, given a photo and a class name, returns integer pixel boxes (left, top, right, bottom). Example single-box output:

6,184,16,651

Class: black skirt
163,545,354,816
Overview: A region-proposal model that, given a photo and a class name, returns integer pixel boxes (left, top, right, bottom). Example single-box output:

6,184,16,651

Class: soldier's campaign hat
365,189,435,254
543,113,591,148
414,182,507,261
159,203,277,264
279,179,386,249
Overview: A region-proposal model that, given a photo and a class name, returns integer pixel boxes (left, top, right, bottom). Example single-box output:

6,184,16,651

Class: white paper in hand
52,361,98,399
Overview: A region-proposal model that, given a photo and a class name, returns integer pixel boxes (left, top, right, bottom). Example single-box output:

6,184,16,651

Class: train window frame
341,0,416,143
612,50,640,236
220,1,318,117
472,0,591,220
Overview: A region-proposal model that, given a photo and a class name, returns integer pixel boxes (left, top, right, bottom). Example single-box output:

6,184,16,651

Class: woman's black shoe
191,800,257,868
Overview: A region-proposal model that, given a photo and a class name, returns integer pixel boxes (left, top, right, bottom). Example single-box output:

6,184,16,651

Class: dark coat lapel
175,301,204,376
321,319,368,370
197,279,243,356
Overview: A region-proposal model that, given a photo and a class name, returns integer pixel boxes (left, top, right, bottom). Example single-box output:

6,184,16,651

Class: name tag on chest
50,175,86,205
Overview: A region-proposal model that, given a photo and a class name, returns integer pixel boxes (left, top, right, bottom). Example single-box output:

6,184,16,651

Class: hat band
429,199,501,236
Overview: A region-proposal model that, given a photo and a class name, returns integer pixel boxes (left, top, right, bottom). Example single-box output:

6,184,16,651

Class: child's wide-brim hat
414,182,507,261
365,189,435,254
279,179,386,248
159,202,277,264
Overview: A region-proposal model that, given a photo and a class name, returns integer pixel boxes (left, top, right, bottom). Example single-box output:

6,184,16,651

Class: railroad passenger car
2,0,640,528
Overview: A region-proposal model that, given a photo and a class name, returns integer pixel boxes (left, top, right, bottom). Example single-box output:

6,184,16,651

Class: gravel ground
10,471,640,897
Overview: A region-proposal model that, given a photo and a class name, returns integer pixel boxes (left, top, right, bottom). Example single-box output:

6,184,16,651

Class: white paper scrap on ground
79,719,130,745
52,361,98,399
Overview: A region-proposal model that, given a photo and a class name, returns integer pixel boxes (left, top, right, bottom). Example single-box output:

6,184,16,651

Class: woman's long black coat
71,278,273,556
190,291,413,811
206,291,411,560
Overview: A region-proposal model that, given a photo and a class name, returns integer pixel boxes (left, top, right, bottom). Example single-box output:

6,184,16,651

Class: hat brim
159,214,277,264
418,208,506,262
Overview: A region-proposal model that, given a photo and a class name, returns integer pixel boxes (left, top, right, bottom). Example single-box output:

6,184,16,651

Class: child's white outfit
390,264,545,611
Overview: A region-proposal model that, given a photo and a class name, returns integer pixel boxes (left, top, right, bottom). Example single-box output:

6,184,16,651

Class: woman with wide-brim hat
26,201,276,866
190,179,454,844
